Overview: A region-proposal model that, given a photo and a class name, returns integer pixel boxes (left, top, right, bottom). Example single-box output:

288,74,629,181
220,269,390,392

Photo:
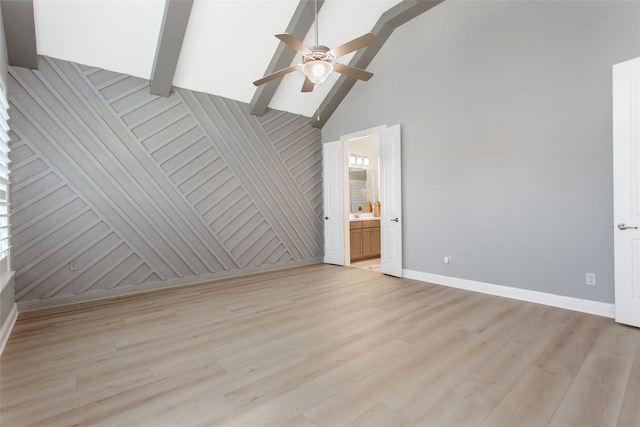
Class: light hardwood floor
1,264,639,426
350,258,381,273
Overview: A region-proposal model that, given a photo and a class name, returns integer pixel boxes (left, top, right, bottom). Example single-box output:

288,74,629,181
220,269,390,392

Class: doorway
346,133,381,272
323,124,403,277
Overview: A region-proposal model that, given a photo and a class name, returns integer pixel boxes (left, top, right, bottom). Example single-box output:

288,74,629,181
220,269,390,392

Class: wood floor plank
480,366,573,427
222,317,419,410
280,414,317,427
414,395,491,427
548,353,633,427
1,264,639,426
220,338,414,426
450,303,577,412
616,341,640,427
381,310,543,423
533,311,607,378
302,326,482,425
345,403,413,427
17,358,229,426
591,322,640,361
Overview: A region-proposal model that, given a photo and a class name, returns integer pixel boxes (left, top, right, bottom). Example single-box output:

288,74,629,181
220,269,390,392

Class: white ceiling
32,0,400,117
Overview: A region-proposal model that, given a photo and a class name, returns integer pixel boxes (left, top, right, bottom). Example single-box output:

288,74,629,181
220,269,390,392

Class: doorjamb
340,125,389,266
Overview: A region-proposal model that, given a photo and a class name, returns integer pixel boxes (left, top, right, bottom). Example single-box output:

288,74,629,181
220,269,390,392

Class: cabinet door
372,227,381,256
350,229,363,261
362,228,374,258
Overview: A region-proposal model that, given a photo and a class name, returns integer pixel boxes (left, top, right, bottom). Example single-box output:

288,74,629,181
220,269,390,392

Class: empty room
1,0,640,426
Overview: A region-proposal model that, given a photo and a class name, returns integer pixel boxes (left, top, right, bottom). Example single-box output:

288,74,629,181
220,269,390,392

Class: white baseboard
403,269,615,319
0,303,18,356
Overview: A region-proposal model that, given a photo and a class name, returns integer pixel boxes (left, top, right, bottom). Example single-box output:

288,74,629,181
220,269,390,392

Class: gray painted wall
323,1,640,303
9,56,323,310
0,4,7,85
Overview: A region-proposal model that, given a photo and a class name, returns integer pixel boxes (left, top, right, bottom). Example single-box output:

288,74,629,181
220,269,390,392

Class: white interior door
380,125,403,277
323,140,345,265
613,56,640,328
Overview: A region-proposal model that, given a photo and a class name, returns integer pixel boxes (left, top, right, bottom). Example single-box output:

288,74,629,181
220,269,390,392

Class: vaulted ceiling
2,0,443,126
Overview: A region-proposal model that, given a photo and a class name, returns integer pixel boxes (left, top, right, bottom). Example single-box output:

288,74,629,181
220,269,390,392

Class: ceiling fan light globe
302,60,333,85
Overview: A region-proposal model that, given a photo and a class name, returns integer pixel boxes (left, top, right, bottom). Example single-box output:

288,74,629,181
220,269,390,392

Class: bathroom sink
349,212,374,220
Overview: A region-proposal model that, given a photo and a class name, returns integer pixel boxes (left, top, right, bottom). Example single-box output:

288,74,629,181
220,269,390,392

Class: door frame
328,124,402,276
340,125,388,266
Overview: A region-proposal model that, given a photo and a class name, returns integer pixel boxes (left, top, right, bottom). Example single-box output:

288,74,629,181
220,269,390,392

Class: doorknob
617,223,638,230
390,218,399,223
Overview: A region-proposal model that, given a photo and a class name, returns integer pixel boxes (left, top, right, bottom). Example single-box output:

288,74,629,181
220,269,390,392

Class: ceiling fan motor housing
303,46,333,64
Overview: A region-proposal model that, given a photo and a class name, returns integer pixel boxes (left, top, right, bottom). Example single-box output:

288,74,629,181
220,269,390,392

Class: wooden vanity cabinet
350,220,380,262
350,221,363,260
362,222,380,258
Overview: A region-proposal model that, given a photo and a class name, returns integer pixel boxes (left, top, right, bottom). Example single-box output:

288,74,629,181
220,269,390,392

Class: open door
380,125,403,277
323,140,345,265
613,57,640,328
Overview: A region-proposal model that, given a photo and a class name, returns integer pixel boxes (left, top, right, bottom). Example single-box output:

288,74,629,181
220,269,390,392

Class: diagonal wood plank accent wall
9,56,323,311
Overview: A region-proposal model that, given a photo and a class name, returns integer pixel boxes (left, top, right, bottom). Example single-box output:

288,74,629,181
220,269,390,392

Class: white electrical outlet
585,273,597,286
443,256,452,265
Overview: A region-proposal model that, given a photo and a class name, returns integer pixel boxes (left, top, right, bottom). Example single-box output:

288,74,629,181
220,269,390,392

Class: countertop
349,216,380,222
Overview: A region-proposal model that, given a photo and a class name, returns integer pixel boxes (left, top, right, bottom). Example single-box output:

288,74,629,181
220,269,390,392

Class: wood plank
149,0,194,97
616,341,640,426
548,353,633,427
480,366,573,427
381,311,542,423
1,0,38,69
1,264,639,426
414,396,491,427
448,305,568,411
346,403,413,427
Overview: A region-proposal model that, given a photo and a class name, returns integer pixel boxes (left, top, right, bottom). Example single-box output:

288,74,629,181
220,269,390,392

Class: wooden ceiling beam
312,0,445,128
150,0,194,97
1,0,38,69
250,0,324,116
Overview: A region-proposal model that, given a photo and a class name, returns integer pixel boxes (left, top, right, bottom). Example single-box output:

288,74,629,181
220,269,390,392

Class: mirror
349,167,376,213
348,136,380,216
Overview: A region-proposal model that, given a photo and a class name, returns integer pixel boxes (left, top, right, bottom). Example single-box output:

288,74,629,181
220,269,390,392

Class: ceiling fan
253,1,378,93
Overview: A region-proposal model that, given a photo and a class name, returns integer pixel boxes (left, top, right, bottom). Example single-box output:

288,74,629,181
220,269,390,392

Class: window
0,78,10,261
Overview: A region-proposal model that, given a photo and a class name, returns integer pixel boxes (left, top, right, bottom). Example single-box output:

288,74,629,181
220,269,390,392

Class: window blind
0,78,10,260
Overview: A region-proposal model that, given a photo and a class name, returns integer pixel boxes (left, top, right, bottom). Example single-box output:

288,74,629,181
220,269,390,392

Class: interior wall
0,4,6,85
0,257,15,332
322,1,640,303
9,56,323,311
0,3,14,344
